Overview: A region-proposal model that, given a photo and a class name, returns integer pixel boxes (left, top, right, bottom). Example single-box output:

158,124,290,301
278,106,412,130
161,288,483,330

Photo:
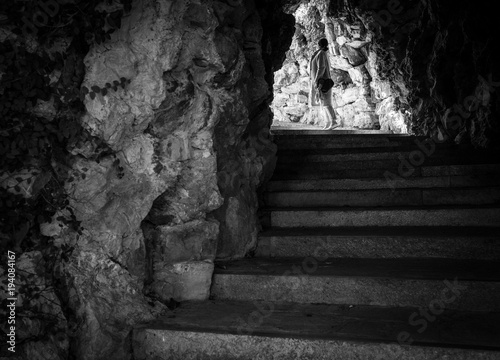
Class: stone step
274,136,417,150
266,175,500,191
276,144,456,156
273,134,444,150
276,159,401,171
256,227,500,260
269,206,500,227
211,258,500,311
274,159,500,174
276,150,497,163
272,130,418,141
265,187,500,207
277,151,413,163
273,163,500,180
133,300,500,360
422,163,500,176
272,129,397,135
272,167,402,180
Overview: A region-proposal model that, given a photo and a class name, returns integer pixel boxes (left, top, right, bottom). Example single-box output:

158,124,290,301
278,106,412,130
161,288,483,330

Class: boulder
340,44,367,67
151,260,214,302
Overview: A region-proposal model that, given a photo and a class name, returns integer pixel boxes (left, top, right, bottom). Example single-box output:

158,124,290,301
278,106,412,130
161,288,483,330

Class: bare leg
321,106,331,129
323,106,339,130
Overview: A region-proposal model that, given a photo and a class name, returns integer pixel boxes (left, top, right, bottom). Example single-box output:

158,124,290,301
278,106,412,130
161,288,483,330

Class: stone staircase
133,131,500,359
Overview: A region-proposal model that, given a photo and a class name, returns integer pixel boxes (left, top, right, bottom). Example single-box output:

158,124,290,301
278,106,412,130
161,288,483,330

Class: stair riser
212,275,500,311
423,164,500,177
256,236,500,260
277,152,410,162
272,168,419,180
270,208,500,227
133,330,500,360
266,176,500,191
276,162,500,174
273,165,500,180
277,153,494,163
276,141,407,150
276,160,402,171
274,135,426,146
266,188,500,207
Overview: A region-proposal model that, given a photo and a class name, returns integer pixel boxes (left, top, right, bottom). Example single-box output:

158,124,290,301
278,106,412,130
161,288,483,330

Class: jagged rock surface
328,0,499,144
12,0,280,359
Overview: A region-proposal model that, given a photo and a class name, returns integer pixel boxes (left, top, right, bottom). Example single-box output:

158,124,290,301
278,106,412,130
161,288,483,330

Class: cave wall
0,0,290,359
329,0,499,144
73,0,283,357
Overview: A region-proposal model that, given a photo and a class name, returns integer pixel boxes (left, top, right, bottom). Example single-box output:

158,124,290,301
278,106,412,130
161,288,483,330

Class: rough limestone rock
330,0,499,145
0,252,69,360
340,43,367,67
23,0,281,358
142,219,218,302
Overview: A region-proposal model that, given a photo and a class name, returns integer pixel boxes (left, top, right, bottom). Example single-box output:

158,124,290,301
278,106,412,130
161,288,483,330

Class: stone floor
271,119,393,134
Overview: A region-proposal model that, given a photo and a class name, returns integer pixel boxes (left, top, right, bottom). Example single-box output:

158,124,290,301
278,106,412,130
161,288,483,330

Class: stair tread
276,145,490,155
266,203,500,211
259,226,500,238
275,160,500,169
139,300,500,350
214,258,500,281
265,185,500,193
273,132,413,137
265,176,500,192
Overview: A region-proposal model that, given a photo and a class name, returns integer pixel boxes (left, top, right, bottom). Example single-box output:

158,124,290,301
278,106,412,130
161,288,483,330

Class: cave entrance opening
270,2,410,134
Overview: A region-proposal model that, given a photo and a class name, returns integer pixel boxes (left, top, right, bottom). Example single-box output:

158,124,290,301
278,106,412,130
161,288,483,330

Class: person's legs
320,89,340,130
322,106,340,130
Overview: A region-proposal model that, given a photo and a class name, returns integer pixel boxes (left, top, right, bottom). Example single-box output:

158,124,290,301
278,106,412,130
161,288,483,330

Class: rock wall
326,0,499,144
0,0,284,359
74,0,280,357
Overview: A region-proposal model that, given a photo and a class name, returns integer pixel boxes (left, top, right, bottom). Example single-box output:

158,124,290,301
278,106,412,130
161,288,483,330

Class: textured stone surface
211,258,500,311
271,207,500,228
142,220,218,302
151,260,214,302
134,329,500,360
10,0,283,358
335,0,499,146
0,252,69,360
133,300,500,360
256,227,500,260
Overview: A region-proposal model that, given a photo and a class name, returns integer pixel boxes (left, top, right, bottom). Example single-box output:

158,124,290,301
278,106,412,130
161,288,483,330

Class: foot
324,124,341,130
